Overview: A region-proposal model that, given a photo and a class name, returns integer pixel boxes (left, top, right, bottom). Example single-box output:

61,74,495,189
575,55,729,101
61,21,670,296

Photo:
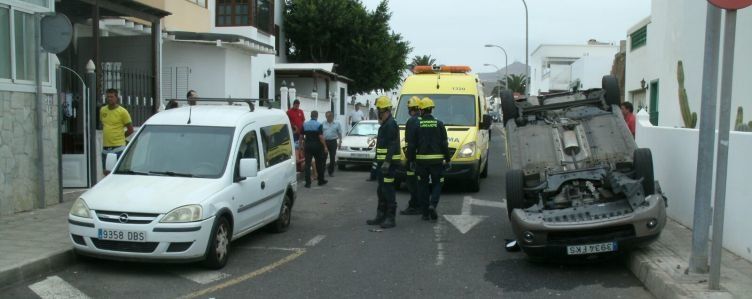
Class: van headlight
161,205,203,223
69,198,92,218
458,142,476,158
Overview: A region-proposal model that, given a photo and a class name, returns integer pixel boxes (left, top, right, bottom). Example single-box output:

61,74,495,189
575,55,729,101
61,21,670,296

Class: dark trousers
417,163,444,209
377,162,397,210
406,168,420,209
304,144,325,185
325,139,338,175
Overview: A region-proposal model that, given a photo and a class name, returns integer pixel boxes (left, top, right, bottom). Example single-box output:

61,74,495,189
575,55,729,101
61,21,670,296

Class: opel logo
119,213,129,223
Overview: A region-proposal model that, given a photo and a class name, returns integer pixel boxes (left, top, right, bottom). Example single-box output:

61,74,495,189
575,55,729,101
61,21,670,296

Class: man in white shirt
348,103,365,128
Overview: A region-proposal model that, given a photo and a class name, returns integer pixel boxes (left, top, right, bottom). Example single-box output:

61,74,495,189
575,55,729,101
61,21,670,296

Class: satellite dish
41,14,73,54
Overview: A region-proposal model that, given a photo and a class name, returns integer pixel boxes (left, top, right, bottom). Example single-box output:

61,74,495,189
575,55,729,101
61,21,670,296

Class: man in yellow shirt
100,88,134,174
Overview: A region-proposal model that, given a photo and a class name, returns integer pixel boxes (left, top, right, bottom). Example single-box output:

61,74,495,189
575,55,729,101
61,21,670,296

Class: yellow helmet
407,96,421,108
419,97,435,109
375,96,392,110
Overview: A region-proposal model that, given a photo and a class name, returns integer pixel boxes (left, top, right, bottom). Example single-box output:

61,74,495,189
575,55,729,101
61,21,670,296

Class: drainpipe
56,59,63,203
35,13,46,209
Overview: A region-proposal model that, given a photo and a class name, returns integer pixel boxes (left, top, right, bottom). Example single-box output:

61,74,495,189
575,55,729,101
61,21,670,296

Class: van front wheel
468,164,481,192
203,216,231,269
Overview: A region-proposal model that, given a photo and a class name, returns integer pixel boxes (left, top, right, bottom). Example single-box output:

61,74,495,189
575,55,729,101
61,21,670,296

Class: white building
529,41,619,95
624,0,752,128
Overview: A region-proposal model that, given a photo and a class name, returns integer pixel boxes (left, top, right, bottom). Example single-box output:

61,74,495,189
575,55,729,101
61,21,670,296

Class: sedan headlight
69,198,92,218
161,205,203,223
458,142,476,158
340,146,351,151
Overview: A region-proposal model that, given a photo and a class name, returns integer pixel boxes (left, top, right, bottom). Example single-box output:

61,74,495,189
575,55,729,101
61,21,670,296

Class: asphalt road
2,125,652,298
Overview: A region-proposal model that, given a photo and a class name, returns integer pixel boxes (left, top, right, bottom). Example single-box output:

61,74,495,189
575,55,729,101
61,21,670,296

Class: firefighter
366,96,401,229
401,96,423,215
409,97,450,221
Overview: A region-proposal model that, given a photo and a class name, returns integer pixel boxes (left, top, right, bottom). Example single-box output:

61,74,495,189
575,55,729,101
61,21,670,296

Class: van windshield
395,94,476,126
115,125,235,178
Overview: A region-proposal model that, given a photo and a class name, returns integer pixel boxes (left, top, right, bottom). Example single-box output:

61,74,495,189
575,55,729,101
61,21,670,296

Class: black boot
380,206,396,229
400,207,421,215
367,203,386,225
428,205,438,221
421,207,430,221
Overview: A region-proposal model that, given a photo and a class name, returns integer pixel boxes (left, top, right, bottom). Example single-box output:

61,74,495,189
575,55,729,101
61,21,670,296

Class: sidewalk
0,189,85,288
627,218,752,299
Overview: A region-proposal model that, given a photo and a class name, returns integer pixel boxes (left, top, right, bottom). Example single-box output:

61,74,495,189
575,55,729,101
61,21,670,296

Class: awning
165,31,276,55
275,63,354,83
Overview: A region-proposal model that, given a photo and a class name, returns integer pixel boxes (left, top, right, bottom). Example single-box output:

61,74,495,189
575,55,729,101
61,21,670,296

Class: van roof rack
170,98,274,112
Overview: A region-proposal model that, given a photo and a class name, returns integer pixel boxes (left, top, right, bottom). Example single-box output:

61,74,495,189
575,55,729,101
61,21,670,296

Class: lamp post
521,0,529,95
484,44,509,82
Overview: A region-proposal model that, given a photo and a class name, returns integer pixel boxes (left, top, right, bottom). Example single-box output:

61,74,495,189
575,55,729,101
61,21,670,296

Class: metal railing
100,63,155,126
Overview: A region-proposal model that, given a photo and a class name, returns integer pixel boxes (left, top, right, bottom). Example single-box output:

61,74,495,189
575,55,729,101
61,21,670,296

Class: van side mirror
105,153,118,172
239,158,258,178
481,114,493,130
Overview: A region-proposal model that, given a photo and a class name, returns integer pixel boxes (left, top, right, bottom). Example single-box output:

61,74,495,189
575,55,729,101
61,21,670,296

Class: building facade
529,41,619,96
624,0,752,128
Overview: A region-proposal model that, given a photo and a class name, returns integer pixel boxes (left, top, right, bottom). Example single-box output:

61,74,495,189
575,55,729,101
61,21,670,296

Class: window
260,124,292,168
216,0,250,26
13,10,48,82
20,0,49,8
186,0,207,8
274,25,280,56
235,130,259,178
254,0,271,33
1,6,10,79
631,25,647,51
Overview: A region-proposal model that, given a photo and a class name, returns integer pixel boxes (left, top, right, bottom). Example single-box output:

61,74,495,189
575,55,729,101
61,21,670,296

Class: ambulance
394,65,492,192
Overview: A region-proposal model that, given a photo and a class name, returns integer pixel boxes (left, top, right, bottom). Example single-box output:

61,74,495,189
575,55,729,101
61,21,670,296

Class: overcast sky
361,0,651,73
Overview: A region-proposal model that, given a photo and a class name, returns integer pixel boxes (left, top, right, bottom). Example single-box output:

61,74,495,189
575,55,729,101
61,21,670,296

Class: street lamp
522,0,529,95
484,44,509,83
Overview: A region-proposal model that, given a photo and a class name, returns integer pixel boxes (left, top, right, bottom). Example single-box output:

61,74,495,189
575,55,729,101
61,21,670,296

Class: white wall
163,41,226,98
635,111,752,262
250,54,275,99
224,49,253,98
624,17,654,107
530,44,619,95
570,55,617,90
625,1,752,128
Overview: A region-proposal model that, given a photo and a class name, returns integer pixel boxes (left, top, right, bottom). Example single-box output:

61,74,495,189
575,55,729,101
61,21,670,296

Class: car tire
338,163,346,171
480,157,489,179
203,216,231,269
633,148,656,195
602,75,621,107
506,169,526,218
269,193,293,233
500,90,518,126
468,165,481,193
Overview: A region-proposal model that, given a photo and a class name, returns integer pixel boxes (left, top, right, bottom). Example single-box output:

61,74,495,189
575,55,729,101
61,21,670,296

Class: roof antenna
187,105,192,124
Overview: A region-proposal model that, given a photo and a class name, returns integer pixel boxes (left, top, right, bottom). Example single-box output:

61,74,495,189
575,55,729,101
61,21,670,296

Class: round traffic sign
41,14,73,54
708,0,752,9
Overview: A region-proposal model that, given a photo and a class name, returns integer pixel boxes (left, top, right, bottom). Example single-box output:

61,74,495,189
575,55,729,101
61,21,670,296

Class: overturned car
501,76,666,260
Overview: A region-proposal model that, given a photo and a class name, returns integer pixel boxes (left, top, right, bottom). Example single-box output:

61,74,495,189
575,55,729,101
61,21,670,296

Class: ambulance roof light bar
412,65,472,74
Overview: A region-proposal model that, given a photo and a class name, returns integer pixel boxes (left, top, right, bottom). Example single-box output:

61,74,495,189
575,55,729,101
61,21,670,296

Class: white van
68,102,297,269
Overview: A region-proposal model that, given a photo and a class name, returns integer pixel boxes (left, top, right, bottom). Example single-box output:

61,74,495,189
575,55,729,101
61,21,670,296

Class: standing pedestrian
287,99,306,170
368,107,377,121
322,111,343,177
348,103,365,128
409,97,450,221
100,88,134,175
620,102,636,137
366,96,401,229
401,96,423,216
303,110,328,188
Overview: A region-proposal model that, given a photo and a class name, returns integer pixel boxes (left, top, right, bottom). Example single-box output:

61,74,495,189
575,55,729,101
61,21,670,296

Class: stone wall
0,91,60,217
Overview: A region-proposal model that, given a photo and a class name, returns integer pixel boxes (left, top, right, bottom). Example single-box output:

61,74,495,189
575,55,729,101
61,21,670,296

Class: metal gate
100,62,155,126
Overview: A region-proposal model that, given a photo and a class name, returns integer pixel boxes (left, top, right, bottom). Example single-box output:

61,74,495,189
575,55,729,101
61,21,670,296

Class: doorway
649,80,659,126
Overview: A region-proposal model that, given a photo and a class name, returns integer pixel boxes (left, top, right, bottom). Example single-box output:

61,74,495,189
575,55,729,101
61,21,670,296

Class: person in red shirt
287,99,305,137
620,102,636,137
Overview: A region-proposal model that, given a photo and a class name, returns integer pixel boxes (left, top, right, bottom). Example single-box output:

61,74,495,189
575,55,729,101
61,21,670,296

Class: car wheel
269,193,293,233
203,216,231,269
506,169,526,218
468,166,481,193
500,90,518,126
338,163,346,170
480,157,489,179
602,75,621,107
633,148,655,195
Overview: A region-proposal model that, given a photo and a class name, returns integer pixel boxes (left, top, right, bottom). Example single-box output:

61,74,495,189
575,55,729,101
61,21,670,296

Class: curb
0,248,76,288
627,247,733,299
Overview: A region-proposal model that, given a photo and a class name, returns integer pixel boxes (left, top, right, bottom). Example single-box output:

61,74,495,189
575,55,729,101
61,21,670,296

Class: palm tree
505,74,527,94
410,55,437,69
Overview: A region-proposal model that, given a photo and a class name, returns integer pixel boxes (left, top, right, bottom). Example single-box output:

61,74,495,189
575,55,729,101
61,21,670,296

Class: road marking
235,246,304,252
433,219,446,266
177,270,231,285
28,276,90,299
305,235,326,247
443,196,488,234
473,198,506,208
179,249,306,299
